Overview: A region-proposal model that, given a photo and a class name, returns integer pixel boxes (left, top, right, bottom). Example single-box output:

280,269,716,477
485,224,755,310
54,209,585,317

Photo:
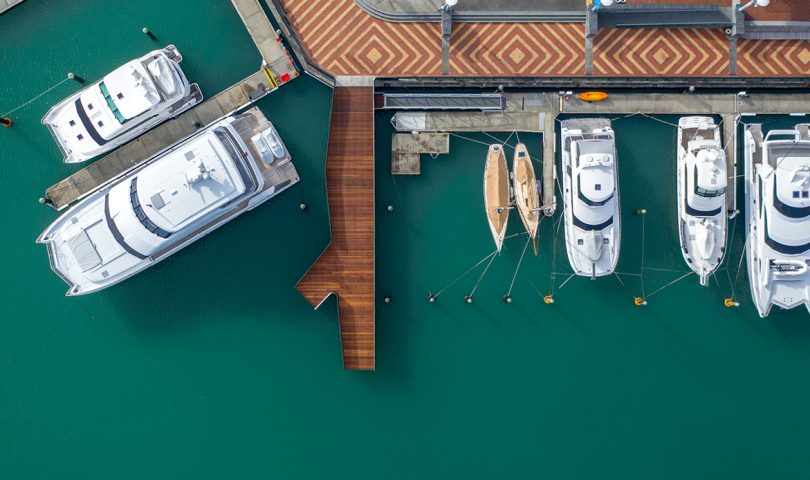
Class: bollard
142,27,156,40
67,72,84,83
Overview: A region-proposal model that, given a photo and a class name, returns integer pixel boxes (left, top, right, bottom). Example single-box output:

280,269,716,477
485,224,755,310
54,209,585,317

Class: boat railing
45,242,72,286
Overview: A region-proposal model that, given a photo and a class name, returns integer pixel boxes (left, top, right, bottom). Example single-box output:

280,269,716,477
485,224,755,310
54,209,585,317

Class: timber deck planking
296,87,376,370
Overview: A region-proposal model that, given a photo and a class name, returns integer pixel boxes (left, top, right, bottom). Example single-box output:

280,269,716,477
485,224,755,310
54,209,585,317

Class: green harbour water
3,1,810,478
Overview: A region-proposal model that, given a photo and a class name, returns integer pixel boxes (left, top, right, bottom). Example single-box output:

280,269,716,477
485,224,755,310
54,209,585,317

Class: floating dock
391,132,449,175
231,0,298,84
296,87,376,371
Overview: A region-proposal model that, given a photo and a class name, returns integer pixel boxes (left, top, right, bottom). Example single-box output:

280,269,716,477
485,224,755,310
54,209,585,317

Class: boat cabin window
693,167,725,197
99,81,128,124
129,178,172,238
773,179,810,219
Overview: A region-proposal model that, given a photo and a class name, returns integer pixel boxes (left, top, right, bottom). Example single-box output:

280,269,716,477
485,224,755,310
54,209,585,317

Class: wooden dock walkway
296,87,376,370
46,71,274,210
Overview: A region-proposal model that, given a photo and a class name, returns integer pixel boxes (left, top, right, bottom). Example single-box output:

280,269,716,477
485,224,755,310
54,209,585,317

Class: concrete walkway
357,0,584,22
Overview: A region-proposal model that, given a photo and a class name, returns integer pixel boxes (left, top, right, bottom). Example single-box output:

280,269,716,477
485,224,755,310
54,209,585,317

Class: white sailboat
677,116,728,286
512,143,540,254
42,45,202,163
484,144,510,253
744,123,810,317
37,108,298,296
561,118,620,278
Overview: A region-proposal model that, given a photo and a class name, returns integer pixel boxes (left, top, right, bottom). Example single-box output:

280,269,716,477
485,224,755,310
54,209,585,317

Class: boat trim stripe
74,98,108,146
104,194,148,260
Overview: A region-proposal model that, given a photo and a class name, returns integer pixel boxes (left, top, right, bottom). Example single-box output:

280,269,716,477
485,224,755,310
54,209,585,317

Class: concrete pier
391,132,449,175
231,0,298,84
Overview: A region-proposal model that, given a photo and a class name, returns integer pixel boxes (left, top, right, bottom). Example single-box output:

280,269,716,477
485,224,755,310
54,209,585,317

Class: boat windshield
99,81,127,124
693,167,725,197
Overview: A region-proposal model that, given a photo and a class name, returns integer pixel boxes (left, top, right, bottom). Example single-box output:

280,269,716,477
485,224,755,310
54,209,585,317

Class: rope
507,237,530,296
645,271,694,299
730,243,747,301
433,249,497,297
557,273,575,292
2,77,72,118
468,250,498,297
613,271,627,287
640,212,647,298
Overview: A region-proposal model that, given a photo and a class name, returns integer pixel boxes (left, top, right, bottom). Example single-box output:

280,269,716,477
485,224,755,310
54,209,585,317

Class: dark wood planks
296,87,375,370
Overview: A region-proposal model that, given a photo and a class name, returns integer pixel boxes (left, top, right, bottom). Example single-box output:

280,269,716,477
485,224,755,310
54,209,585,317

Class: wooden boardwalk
296,87,375,370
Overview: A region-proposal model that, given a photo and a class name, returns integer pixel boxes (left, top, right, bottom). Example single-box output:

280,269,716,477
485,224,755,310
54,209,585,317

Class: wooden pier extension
296,87,376,370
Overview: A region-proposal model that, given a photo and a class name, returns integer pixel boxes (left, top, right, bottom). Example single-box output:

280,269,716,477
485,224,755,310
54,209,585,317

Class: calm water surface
2,1,810,478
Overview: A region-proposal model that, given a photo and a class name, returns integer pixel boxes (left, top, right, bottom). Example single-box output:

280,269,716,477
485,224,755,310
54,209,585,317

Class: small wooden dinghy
512,143,540,254
484,144,510,253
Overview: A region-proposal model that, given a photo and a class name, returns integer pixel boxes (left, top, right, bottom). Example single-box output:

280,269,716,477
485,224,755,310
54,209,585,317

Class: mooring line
645,271,694,299
468,251,498,297
433,249,497,297
507,237,530,296
2,77,72,118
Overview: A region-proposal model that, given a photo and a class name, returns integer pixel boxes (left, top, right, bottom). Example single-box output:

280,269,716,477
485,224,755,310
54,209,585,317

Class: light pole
738,0,770,12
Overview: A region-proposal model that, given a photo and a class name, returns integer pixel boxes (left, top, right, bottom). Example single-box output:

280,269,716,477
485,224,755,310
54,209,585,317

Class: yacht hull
561,118,620,278
484,144,510,253
677,116,727,286
512,143,540,254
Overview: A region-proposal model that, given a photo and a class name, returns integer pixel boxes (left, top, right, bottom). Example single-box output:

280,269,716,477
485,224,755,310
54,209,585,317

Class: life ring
578,91,608,102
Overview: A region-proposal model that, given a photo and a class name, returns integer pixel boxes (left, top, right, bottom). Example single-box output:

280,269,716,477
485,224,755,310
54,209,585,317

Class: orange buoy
1,117,12,127
578,91,608,102
634,296,647,306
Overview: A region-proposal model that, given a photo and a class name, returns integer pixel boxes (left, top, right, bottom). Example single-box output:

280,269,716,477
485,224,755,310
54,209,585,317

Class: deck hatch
67,230,102,272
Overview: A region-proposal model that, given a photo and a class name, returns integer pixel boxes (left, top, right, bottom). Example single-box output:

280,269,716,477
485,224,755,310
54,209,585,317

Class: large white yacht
561,118,621,278
37,108,299,296
744,124,810,317
677,116,727,286
42,46,202,163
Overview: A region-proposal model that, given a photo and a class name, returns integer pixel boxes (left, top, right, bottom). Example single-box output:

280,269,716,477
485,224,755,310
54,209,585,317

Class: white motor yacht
42,45,202,163
561,118,621,278
677,116,728,286
37,108,299,296
744,124,810,317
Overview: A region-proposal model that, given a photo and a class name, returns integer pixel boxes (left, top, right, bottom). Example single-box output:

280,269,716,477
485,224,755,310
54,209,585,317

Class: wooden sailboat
484,144,510,253
512,143,540,254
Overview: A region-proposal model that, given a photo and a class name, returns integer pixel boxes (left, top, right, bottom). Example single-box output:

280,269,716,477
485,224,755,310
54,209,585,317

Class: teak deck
296,87,376,370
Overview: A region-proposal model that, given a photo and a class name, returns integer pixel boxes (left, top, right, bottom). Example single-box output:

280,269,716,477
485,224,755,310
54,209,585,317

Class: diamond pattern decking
296,87,375,371
277,0,810,77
